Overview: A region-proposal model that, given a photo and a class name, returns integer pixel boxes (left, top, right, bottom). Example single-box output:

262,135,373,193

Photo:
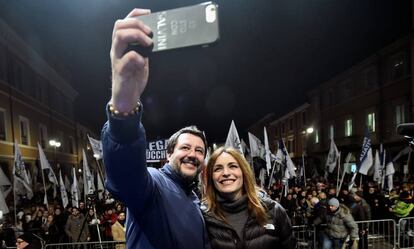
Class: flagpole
13,178,17,226
336,152,341,192
337,153,350,197
302,154,306,188
267,161,277,189
40,167,49,210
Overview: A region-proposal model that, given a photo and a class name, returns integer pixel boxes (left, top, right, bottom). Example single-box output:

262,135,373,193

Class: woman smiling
202,146,296,249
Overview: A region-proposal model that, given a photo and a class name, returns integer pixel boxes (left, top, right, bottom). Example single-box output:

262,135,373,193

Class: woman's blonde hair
203,146,268,225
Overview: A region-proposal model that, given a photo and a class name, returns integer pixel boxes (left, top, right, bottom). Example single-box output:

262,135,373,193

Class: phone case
129,2,219,56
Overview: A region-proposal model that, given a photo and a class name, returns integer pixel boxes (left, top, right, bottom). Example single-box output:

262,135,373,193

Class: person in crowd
349,194,368,249
87,208,101,242
42,214,59,244
202,146,296,249
101,8,210,249
314,198,359,249
52,207,67,242
100,206,117,241
112,212,126,249
15,234,40,249
64,207,89,242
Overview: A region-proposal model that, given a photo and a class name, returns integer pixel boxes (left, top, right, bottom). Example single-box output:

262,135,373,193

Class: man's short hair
166,126,207,156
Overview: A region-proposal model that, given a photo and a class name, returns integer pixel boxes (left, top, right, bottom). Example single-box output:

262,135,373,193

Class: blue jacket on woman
101,107,210,249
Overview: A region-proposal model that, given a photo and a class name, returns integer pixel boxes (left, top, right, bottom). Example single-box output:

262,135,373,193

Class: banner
146,139,168,162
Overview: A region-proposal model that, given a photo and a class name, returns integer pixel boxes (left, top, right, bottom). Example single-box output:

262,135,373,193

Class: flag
326,138,339,173
392,146,412,162
96,171,105,200
259,168,266,189
13,142,33,199
248,132,265,159
59,171,68,208
38,143,59,185
225,120,243,156
87,135,103,160
71,167,79,208
373,150,381,183
276,139,296,179
263,127,273,174
0,167,11,198
83,149,95,195
0,190,8,214
385,162,395,191
358,131,373,175
64,175,71,191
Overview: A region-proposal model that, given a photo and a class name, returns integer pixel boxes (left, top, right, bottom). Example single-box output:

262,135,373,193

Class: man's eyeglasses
16,240,25,244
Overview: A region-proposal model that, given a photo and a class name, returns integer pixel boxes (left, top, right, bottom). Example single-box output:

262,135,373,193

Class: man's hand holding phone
110,8,153,113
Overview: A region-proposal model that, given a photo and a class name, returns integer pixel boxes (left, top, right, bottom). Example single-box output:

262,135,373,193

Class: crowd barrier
6,218,413,249
398,217,414,249
293,219,397,249
44,241,125,249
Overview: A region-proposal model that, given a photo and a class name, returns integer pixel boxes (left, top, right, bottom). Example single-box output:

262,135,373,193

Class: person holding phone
102,8,210,249
202,146,296,249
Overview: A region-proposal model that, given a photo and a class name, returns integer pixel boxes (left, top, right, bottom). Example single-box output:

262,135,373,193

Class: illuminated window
19,116,30,145
367,112,376,132
396,104,405,126
345,119,352,137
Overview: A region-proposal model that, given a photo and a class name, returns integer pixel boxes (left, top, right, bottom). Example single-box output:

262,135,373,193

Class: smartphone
129,2,220,56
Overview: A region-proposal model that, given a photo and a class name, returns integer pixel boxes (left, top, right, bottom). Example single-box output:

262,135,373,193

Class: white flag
0,168,11,198
225,120,244,156
71,167,79,208
385,162,395,176
0,189,8,214
38,143,59,185
97,171,105,200
64,175,71,191
263,127,272,174
13,142,33,199
59,171,68,208
259,168,266,189
82,150,95,195
248,132,265,159
87,135,103,160
358,132,373,175
326,139,340,173
387,175,394,191
373,150,381,183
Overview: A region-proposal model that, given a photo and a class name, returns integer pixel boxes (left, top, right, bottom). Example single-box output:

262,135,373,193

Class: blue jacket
102,107,210,249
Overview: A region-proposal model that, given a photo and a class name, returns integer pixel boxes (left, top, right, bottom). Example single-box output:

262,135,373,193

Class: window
367,112,376,132
345,119,352,137
396,104,405,126
289,119,293,131
315,129,319,144
0,109,6,141
19,116,30,145
39,124,48,149
281,123,285,134
329,124,334,139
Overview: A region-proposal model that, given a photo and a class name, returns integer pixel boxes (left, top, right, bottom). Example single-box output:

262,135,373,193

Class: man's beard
173,157,202,184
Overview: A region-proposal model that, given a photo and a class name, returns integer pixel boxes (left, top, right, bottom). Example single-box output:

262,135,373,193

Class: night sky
0,0,411,143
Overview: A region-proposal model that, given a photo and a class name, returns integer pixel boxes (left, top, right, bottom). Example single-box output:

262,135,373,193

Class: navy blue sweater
102,107,210,249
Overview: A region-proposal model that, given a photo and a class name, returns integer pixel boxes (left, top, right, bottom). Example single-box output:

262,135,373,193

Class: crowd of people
0,197,127,248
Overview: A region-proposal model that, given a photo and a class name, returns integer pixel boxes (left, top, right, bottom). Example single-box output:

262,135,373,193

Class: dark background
0,0,411,142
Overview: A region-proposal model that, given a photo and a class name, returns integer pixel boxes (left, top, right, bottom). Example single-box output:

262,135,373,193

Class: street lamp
49,139,61,167
306,127,314,134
